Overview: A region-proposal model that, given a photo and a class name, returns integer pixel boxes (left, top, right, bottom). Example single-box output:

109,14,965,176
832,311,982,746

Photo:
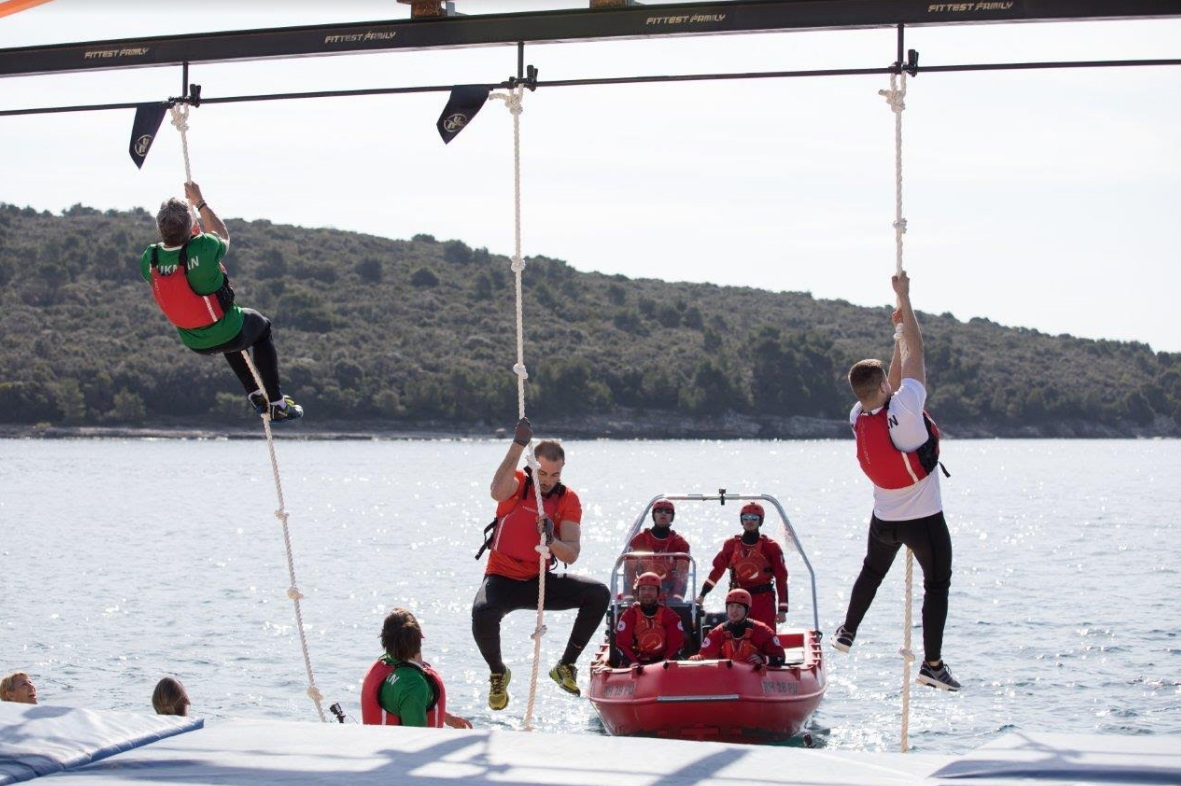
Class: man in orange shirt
472,418,610,710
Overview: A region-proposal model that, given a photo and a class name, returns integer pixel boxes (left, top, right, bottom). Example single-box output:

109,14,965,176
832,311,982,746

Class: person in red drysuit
695,503,788,629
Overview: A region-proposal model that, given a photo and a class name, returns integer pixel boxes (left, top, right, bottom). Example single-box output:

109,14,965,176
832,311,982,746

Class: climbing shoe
831,625,855,654
268,396,304,424
488,669,511,711
549,663,581,697
917,661,961,692
247,391,268,415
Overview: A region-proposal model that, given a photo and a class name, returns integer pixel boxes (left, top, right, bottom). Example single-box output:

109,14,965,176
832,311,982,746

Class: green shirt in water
140,232,244,350
376,655,435,727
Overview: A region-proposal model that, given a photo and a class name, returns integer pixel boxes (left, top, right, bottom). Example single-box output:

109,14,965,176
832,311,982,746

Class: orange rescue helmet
740,502,765,524
651,499,676,521
634,571,663,592
725,588,752,609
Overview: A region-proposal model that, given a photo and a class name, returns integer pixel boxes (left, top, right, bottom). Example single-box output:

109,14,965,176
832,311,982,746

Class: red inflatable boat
588,492,827,744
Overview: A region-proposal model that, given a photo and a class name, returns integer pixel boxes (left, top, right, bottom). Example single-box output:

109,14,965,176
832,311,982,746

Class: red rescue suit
360,658,447,727
698,620,785,664
629,529,691,596
148,243,233,330
705,535,788,628
615,603,686,664
853,405,942,490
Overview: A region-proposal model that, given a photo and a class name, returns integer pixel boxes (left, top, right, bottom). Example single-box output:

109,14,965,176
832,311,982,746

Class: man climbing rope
140,181,303,422
695,503,788,630
612,572,686,666
691,589,785,666
472,417,610,710
628,499,691,599
834,271,959,692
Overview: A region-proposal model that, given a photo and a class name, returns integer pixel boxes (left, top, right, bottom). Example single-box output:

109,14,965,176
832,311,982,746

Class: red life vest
720,625,759,662
489,469,567,564
148,243,234,330
631,605,669,659
728,537,773,587
854,405,942,490
360,658,447,728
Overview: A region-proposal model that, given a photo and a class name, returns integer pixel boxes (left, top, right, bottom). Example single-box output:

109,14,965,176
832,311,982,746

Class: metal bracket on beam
398,1,460,19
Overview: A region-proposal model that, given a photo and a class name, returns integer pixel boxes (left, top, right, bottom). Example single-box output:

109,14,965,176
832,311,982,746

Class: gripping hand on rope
182,181,229,244
513,417,533,446
538,516,555,548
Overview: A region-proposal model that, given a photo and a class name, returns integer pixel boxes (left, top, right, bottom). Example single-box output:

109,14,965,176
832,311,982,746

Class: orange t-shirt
486,470,583,581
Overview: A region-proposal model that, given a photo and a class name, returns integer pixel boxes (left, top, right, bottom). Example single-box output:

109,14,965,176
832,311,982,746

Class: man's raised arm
893,272,926,388
490,418,531,501
184,181,229,246
887,308,903,393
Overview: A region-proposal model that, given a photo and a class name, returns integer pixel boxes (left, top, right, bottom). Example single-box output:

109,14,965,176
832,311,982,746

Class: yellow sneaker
549,663,581,697
488,669,511,711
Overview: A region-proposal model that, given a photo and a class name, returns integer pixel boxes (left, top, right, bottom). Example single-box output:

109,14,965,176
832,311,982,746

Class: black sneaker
831,625,855,653
917,661,961,692
247,391,267,415
269,396,304,423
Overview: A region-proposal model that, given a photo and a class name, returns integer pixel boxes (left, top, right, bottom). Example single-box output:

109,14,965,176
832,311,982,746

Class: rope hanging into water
490,84,549,733
879,70,915,754
169,105,327,723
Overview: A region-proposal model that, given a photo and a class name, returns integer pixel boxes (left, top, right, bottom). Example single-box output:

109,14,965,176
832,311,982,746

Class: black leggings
472,573,611,673
843,511,953,662
193,309,282,402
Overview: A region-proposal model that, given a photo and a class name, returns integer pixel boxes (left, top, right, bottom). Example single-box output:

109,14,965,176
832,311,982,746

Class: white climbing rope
170,107,326,723
167,105,200,226
880,70,915,753
491,84,550,732
240,355,328,724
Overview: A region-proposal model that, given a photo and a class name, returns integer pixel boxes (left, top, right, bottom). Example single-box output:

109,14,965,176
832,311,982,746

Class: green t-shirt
140,232,244,350
376,656,435,728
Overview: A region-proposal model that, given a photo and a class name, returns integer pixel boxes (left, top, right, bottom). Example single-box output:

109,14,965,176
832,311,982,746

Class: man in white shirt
833,272,960,692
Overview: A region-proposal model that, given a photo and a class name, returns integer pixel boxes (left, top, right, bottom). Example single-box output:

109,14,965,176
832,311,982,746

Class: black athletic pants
843,511,953,662
192,308,283,403
472,573,611,674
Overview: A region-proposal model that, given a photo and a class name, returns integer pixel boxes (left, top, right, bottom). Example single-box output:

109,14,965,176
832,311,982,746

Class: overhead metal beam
1,0,1179,79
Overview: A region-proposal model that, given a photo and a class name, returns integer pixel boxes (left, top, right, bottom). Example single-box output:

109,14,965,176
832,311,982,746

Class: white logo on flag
135,135,153,157
443,113,469,133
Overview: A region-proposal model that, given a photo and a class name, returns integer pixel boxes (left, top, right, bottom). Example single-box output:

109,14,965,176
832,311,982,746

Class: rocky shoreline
2,411,1177,441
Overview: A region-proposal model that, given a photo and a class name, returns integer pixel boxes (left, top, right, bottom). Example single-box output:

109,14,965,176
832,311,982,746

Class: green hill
1,203,1178,438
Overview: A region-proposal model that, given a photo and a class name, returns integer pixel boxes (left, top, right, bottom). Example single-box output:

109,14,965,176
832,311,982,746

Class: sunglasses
740,514,762,522
653,508,674,515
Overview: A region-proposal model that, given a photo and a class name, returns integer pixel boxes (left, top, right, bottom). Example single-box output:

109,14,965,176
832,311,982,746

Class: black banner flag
129,103,167,169
436,86,490,145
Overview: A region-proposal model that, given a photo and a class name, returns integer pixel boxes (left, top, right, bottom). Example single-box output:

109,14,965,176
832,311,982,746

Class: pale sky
2,1,1179,351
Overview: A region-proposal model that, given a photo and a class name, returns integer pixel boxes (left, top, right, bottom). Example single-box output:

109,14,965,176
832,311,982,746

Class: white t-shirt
849,378,943,521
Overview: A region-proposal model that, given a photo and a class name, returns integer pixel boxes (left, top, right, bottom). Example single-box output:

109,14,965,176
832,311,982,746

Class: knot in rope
878,83,906,114
510,255,526,273
513,362,529,380
168,104,190,133
274,509,289,524
307,686,324,702
530,624,548,641
893,218,908,234
899,646,916,663
286,586,304,601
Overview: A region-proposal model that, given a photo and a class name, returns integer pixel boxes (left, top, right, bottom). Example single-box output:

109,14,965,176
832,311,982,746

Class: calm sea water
1,437,1178,754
